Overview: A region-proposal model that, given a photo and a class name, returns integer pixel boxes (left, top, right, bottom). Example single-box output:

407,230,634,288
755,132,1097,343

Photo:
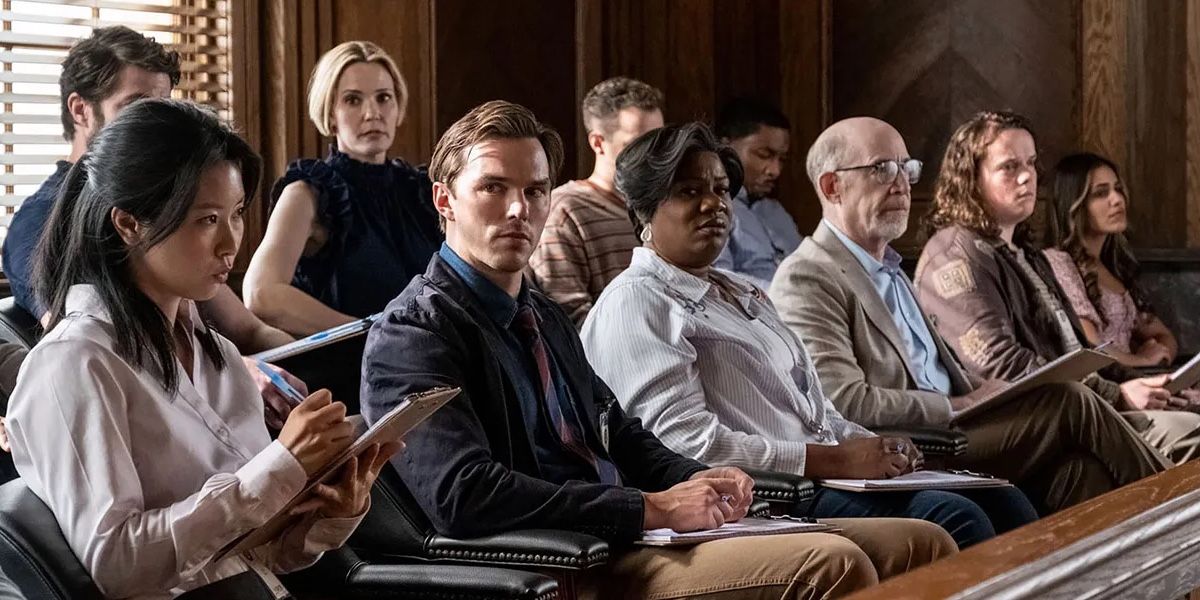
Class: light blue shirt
825,220,952,395
715,189,802,289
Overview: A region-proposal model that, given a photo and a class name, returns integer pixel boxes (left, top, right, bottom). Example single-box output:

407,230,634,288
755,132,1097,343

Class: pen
255,360,307,406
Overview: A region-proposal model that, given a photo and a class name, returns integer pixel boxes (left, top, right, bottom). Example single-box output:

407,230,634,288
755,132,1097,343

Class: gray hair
805,130,855,202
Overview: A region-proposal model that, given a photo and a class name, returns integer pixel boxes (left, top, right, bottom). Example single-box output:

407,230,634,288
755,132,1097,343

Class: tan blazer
768,221,977,428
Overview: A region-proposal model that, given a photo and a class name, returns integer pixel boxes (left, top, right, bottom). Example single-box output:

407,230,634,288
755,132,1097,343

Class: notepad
819,470,1011,493
1166,352,1200,394
636,517,835,547
950,347,1116,424
252,313,383,363
215,386,460,561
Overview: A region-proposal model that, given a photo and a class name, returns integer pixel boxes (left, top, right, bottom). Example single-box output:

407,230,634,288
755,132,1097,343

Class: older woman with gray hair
580,121,1038,549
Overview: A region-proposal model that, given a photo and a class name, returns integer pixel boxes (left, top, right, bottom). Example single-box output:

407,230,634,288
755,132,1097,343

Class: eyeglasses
834,158,923,185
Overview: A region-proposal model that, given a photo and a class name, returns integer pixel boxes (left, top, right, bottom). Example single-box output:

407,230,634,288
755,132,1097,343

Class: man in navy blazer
361,100,955,598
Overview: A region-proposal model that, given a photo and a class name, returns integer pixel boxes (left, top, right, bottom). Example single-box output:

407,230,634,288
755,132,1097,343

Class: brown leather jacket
914,224,1123,403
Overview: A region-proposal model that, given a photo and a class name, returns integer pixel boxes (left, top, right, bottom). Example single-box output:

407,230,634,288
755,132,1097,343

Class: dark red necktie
513,306,621,485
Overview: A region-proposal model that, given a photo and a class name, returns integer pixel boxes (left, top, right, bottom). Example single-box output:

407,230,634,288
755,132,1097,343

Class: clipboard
819,469,1012,492
636,517,835,546
1166,352,1200,394
950,347,1116,424
214,386,460,561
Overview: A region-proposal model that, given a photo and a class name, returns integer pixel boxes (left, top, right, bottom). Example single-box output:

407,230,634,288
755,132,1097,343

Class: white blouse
7,285,361,599
581,248,873,476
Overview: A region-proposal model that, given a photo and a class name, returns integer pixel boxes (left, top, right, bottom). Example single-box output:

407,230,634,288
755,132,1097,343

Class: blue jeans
808,486,1038,548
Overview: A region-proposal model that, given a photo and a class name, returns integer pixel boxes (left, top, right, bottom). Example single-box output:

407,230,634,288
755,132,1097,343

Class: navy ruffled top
270,147,443,318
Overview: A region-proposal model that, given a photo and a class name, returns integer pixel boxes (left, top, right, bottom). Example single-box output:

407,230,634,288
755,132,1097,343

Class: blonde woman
245,41,441,337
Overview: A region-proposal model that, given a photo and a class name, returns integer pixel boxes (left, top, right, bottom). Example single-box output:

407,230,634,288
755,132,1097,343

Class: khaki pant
1125,410,1200,464
953,382,1168,513
576,518,955,599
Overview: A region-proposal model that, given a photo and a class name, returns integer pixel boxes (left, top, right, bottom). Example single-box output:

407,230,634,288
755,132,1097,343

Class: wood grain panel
602,0,716,125
712,0,780,110
433,0,579,181
1187,0,1200,247
778,0,829,236
848,457,1200,599
1080,0,1129,170
574,0,603,177
831,0,1078,245
1127,1,1188,248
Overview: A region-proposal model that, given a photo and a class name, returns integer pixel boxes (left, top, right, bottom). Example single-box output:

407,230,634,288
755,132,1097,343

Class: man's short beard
876,212,910,242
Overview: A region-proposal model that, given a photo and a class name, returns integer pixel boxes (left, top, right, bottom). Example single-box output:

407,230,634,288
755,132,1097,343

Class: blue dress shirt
824,221,952,394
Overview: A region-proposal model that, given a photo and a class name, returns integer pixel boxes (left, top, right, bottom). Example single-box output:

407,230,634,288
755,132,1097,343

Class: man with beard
766,117,1168,515
713,97,801,288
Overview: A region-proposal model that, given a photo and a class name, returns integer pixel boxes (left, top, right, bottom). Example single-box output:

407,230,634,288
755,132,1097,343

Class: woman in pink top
1043,153,1179,369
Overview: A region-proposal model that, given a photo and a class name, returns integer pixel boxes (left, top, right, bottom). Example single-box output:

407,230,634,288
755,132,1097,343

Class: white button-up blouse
582,248,874,477
7,285,361,599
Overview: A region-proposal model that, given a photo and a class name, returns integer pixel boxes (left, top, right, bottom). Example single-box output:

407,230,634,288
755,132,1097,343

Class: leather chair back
0,480,103,600
0,298,39,350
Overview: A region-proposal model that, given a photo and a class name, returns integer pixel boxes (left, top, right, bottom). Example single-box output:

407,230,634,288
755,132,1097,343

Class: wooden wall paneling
830,0,1079,250
1126,1,1188,248
432,0,580,183
778,0,830,236
601,0,716,125
332,0,435,164
1187,0,1200,247
1080,0,1129,172
229,0,263,268
661,0,716,124
712,0,780,111
574,0,603,179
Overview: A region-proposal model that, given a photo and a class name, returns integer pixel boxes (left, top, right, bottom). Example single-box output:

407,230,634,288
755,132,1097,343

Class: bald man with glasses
768,117,1167,515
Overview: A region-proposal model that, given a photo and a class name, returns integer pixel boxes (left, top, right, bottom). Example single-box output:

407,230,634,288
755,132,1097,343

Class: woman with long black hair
6,98,398,599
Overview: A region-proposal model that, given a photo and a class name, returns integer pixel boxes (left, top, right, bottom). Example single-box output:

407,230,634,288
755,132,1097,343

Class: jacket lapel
919,299,974,394
813,223,921,385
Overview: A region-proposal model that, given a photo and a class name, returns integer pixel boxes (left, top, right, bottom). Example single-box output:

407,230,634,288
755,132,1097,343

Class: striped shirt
581,248,874,476
529,180,639,327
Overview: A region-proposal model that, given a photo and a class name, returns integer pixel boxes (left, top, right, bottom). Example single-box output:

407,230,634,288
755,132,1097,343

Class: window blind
0,0,230,247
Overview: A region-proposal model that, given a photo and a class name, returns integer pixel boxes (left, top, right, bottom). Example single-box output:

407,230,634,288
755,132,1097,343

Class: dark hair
714,97,790,141
1047,152,1147,316
60,26,181,141
925,110,1038,244
581,77,664,133
36,99,262,393
616,122,744,237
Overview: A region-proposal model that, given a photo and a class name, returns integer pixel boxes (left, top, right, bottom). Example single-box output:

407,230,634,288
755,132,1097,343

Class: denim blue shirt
3,161,72,317
714,188,802,289
437,243,596,481
824,220,952,394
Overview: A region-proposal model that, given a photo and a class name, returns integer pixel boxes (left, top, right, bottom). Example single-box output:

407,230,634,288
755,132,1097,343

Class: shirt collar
630,246,761,303
823,219,903,275
63,283,200,331
630,247,713,302
438,242,529,328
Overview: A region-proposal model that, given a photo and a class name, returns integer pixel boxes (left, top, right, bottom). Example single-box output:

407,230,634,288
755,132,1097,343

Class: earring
640,227,653,243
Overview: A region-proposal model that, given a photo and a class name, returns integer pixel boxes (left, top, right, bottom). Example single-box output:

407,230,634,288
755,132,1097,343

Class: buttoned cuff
304,497,370,555
237,440,307,519
775,441,809,477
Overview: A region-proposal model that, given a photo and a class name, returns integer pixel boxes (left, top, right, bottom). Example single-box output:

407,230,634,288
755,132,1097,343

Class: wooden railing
848,458,1200,599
